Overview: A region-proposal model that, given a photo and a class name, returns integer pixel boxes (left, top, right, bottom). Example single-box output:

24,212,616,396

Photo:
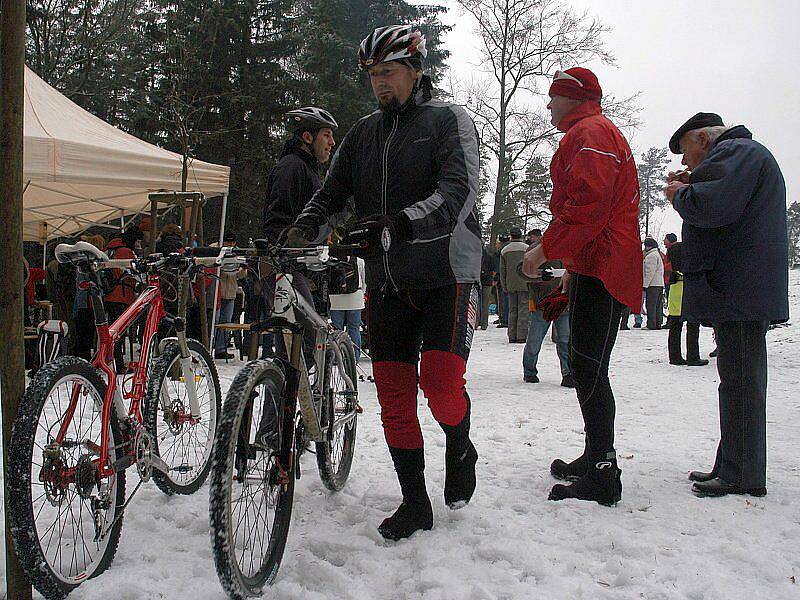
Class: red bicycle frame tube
56,273,166,478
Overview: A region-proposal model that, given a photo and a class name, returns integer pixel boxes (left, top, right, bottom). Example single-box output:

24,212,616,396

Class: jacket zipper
382,115,400,293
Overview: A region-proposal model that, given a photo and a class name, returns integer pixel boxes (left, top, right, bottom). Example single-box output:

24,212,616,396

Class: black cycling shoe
380,447,433,540
378,500,433,541
444,441,478,509
550,453,588,482
439,399,478,509
549,451,622,506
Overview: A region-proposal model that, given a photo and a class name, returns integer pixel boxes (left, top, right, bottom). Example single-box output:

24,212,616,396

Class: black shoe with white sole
549,451,622,506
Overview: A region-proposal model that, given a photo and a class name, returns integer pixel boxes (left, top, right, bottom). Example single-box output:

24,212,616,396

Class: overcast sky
439,0,799,239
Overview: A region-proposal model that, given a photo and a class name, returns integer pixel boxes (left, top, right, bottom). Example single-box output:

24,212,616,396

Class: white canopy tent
18,65,230,242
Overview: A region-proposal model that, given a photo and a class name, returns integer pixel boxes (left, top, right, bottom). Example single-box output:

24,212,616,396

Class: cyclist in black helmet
263,107,338,243
286,25,482,541
259,107,337,367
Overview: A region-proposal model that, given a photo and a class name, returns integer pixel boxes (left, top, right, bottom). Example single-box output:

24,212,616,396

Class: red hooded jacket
541,102,642,311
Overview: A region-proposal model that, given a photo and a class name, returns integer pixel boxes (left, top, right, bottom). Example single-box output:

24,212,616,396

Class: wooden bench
214,323,264,361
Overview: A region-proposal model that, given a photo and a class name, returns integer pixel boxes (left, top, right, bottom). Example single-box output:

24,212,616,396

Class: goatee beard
378,96,401,113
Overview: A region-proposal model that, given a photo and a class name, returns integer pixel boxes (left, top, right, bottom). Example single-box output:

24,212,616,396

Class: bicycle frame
55,272,166,479
274,272,356,441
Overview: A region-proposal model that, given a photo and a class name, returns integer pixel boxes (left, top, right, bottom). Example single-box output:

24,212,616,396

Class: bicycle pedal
171,464,195,473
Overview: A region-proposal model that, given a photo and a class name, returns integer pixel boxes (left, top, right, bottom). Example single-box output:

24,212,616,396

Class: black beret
669,112,724,154
509,227,523,238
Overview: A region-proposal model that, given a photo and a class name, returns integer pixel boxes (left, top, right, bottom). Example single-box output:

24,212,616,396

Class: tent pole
41,222,48,268
149,198,158,255
209,194,228,354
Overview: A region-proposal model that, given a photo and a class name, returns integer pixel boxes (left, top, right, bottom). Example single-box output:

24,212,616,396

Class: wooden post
149,198,158,255
0,0,34,597
196,201,209,348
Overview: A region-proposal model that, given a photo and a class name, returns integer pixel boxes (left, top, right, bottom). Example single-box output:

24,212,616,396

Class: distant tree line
23,0,450,240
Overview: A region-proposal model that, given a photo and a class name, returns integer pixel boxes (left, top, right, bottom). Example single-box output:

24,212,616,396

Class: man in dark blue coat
665,112,789,498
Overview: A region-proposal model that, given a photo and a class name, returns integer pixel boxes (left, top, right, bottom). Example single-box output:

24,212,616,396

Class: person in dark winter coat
494,233,511,327
155,223,185,255
664,241,707,366
665,112,789,498
262,107,337,244
478,244,495,330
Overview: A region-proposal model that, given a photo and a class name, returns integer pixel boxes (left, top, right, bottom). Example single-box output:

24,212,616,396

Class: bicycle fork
160,315,202,420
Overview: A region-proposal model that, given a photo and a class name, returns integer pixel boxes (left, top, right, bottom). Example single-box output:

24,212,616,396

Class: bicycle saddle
54,241,110,264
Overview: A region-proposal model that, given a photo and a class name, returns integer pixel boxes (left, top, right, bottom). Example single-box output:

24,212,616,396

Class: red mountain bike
7,241,222,599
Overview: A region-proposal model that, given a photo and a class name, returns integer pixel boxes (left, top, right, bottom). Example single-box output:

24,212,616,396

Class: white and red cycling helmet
359,25,427,70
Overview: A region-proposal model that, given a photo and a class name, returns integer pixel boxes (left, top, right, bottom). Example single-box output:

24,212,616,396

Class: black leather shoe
686,359,710,367
688,470,717,482
524,375,539,383
669,358,687,365
560,374,577,388
692,477,766,498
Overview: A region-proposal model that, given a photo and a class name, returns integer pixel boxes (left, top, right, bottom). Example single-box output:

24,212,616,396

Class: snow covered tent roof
16,66,230,241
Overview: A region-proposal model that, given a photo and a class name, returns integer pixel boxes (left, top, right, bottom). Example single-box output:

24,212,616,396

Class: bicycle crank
134,429,170,481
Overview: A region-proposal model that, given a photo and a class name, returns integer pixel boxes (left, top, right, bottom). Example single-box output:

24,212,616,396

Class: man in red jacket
523,67,642,505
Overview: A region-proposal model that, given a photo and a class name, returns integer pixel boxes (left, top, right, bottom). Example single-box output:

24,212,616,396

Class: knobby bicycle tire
144,338,221,495
8,357,126,599
316,337,358,492
209,359,295,599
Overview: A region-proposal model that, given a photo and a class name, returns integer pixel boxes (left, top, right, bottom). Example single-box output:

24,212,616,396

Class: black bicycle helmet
285,107,338,133
359,25,427,70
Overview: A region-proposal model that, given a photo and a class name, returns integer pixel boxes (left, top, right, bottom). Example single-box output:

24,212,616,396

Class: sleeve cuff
393,212,413,243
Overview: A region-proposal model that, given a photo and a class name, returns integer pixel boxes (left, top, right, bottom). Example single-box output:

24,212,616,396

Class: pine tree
637,147,670,237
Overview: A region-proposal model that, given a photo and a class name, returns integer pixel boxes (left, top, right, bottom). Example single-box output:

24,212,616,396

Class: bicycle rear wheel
144,338,221,495
316,337,358,491
209,360,295,599
8,356,126,599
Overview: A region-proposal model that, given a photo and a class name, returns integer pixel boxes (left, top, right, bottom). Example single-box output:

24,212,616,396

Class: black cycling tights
568,274,624,454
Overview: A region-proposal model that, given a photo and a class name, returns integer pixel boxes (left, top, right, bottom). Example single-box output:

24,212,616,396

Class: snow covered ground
2,271,799,600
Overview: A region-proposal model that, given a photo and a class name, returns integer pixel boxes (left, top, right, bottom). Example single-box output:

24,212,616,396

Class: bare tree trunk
645,176,650,236
489,0,510,245
1,1,34,597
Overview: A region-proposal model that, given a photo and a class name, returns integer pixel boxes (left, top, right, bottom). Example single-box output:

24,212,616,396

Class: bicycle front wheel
209,360,295,599
316,337,358,491
8,357,126,599
144,338,221,495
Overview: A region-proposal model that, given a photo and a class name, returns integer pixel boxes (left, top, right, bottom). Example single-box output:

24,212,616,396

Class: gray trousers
506,291,530,342
712,321,769,488
478,284,493,329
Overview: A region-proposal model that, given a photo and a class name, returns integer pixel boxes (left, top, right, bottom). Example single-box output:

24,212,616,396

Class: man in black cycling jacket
263,107,338,243
286,25,482,540
261,107,338,353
